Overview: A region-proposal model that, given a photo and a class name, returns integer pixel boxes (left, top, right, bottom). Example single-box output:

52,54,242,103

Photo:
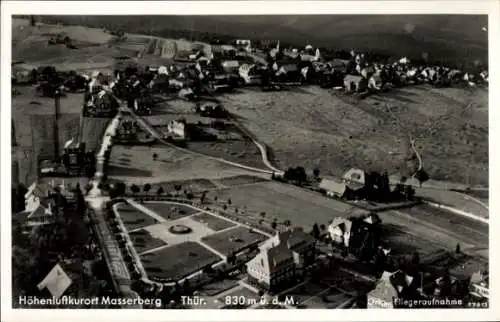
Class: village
10,15,489,310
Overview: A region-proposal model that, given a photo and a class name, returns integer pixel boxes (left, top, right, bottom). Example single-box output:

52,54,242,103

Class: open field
142,202,198,221
416,188,489,218
220,84,488,187
140,241,221,281
212,175,267,187
128,229,167,254
400,204,488,249
107,144,269,184
201,226,267,256
208,181,360,230
378,207,487,258
33,15,487,68
11,86,104,185
381,223,444,257
114,202,159,231
192,212,236,231
187,141,264,169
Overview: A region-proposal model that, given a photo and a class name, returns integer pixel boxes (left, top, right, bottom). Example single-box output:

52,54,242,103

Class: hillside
29,15,488,69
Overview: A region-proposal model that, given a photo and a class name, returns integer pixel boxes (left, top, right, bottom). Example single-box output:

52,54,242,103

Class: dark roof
279,228,315,251
266,244,293,269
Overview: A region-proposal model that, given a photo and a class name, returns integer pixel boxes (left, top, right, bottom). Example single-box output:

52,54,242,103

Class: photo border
1,1,498,321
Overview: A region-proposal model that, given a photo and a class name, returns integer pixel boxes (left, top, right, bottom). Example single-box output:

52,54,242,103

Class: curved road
120,103,283,176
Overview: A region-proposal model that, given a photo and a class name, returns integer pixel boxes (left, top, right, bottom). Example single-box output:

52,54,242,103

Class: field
378,206,487,259
208,181,360,230
201,226,267,256
140,241,221,281
33,15,487,68
11,85,110,185
128,229,167,254
187,141,264,169
114,202,159,231
107,144,270,184
212,175,267,187
142,202,198,221
416,188,489,218
220,84,488,187
191,212,236,231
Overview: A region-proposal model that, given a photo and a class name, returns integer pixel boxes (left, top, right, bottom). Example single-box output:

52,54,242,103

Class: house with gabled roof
367,270,418,308
247,228,315,291
328,217,353,247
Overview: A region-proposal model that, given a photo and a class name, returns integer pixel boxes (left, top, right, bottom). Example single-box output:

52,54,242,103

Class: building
24,182,51,213
319,178,349,199
246,243,296,292
368,74,383,91
221,60,240,74
344,74,368,93
469,271,489,300
246,228,316,291
367,270,417,308
328,217,353,247
167,119,187,139
342,168,367,186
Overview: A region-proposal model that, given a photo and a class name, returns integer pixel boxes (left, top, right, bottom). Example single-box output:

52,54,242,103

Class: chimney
53,94,61,160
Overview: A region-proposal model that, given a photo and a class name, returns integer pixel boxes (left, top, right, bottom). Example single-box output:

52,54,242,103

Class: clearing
140,241,221,281
220,84,488,187
208,181,361,231
107,144,269,184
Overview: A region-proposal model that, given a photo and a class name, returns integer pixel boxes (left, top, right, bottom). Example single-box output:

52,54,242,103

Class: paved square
144,216,216,246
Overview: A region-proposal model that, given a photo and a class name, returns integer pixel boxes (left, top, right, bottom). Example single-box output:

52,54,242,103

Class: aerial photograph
10,14,488,310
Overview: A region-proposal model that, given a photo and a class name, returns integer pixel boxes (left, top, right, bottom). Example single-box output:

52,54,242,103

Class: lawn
107,144,269,184
209,181,355,230
140,241,221,281
213,175,267,187
187,140,265,170
201,226,267,256
400,204,488,249
142,202,198,221
191,212,236,232
128,229,167,254
114,202,158,231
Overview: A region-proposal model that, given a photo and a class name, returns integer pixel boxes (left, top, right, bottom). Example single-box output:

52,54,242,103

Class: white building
167,119,187,139
246,228,316,291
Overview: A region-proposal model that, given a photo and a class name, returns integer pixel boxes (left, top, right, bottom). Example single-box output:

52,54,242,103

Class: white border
1,1,499,321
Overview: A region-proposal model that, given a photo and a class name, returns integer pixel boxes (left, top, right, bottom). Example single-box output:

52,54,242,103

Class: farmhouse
246,228,316,291
167,119,188,139
343,168,366,186
344,74,368,92
328,217,353,247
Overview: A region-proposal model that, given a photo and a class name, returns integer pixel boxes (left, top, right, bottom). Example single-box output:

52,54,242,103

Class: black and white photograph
1,1,498,321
